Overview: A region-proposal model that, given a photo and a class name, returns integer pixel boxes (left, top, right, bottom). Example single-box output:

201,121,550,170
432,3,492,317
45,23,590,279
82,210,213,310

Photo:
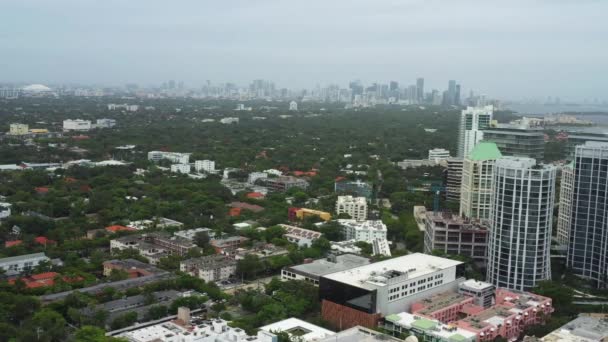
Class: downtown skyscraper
486,157,556,291
457,105,494,158
566,142,608,288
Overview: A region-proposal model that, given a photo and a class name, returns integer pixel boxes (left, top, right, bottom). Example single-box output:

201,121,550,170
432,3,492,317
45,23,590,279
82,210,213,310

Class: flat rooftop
416,292,471,315
260,318,335,341
287,254,370,278
386,313,476,341
460,279,494,291
322,253,462,290
542,315,608,342
317,326,402,342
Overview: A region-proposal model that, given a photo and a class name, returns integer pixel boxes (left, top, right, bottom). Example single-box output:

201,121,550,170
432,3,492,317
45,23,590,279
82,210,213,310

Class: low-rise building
0,253,50,275
234,243,289,260
8,272,84,289
384,284,553,342
263,176,309,192
171,164,191,174
384,313,477,342
194,160,215,173
260,318,335,341
319,253,465,329
317,326,402,342
103,259,164,278
229,202,265,213
210,236,249,254
220,117,239,124
0,202,11,219
81,290,181,327
110,233,197,265
63,119,92,131
9,123,28,135
453,288,553,341
336,219,387,243
429,148,451,162
148,151,191,164
334,179,373,199
174,228,214,241
180,255,237,283
279,224,322,247
116,314,276,342
336,196,368,221
96,118,116,128
281,254,370,285
423,211,489,264
539,314,608,341
294,208,332,222
248,172,268,185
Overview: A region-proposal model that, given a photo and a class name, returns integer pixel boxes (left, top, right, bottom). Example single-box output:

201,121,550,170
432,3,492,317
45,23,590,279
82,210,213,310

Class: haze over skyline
2,0,607,101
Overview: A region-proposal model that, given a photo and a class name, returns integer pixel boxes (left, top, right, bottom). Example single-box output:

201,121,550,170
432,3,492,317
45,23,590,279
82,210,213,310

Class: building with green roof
460,142,502,221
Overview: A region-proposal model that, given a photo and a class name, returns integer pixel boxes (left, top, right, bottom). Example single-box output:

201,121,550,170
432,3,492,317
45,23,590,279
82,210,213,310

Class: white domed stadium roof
22,84,51,92
405,337,419,342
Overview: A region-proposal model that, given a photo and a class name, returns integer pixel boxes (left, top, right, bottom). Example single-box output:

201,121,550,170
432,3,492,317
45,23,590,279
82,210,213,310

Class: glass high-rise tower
567,142,608,288
486,157,556,291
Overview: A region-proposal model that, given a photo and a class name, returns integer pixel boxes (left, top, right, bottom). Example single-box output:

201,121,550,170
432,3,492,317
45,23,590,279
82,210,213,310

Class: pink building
454,289,553,341
411,292,481,323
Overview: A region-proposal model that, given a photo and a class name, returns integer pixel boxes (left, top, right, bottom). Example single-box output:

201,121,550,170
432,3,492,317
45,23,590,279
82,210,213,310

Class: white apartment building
459,142,502,221
279,224,322,247
247,172,268,185
336,219,387,242
0,202,12,219
336,196,368,221
0,253,50,275
63,119,92,131
107,103,139,112
220,117,239,124
9,123,28,135
171,164,191,174
148,151,191,164
556,163,574,246
180,255,236,283
96,118,116,128
457,105,493,158
486,157,556,291
428,148,451,163
174,228,214,241
319,253,465,317
289,101,298,111
117,316,275,342
194,160,215,173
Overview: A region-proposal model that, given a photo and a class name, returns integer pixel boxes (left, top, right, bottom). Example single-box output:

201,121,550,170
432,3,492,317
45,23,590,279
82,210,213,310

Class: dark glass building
567,142,608,288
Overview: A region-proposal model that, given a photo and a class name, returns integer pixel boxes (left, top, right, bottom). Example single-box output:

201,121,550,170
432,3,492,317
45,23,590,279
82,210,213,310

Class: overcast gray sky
1,0,606,100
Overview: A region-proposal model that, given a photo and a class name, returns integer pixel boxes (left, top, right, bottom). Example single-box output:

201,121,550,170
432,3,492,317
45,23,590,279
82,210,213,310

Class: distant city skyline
2,0,607,102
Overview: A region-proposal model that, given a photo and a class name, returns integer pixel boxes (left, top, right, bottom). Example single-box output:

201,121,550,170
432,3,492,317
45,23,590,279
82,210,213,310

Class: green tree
110,312,137,330
194,231,210,249
109,269,129,282
19,309,67,342
73,325,125,341
146,305,168,321
236,254,264,280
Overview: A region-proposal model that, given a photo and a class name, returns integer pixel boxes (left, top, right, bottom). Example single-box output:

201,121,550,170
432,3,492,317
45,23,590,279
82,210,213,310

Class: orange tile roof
34,236,56,245
246,192,265,199
105,225,136,233
5,240,23,247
